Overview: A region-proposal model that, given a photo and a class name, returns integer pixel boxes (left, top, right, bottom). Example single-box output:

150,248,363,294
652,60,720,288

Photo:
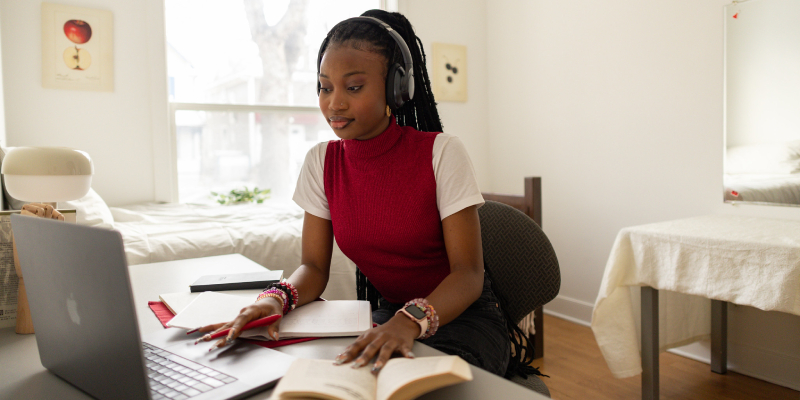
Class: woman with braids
198,9,535,379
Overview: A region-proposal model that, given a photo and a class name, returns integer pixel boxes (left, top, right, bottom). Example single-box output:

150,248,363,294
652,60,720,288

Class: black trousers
371,273,511,376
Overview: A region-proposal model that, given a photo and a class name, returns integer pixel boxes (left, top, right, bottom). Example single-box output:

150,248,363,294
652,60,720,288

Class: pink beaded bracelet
280,281,299,311
258,288,290,315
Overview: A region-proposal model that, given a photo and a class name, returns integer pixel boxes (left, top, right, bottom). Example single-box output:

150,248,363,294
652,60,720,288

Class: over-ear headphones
317,16,415,110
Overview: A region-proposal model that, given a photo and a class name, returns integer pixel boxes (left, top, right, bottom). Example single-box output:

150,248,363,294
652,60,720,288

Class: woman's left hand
334,314,419,375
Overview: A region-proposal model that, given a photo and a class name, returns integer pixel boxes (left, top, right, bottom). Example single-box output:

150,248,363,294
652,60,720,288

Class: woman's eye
319,87,331,93
347,86,362,92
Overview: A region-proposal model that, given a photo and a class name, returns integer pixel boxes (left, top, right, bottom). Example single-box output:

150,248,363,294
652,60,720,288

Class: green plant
211,187,271,205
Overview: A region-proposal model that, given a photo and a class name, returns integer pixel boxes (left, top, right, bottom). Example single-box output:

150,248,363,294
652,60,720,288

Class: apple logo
67,293,81,325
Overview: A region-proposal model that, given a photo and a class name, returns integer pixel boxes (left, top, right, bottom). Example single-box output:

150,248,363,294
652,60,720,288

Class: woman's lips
329,116,352,129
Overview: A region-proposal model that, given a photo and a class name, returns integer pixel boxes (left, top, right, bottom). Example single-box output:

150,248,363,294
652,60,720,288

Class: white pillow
60,188,115,228
726,143,800,174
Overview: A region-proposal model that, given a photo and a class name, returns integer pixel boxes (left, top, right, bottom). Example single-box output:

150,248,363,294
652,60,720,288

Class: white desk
0,254,544,400
591,215,800,400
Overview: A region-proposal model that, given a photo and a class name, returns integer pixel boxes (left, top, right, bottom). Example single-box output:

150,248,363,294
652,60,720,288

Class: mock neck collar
341,117,402,159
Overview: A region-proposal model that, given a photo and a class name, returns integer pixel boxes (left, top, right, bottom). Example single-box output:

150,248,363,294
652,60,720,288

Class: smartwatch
396,304,428,339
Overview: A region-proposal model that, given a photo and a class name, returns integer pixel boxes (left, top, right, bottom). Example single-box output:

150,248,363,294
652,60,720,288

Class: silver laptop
11,215,295,400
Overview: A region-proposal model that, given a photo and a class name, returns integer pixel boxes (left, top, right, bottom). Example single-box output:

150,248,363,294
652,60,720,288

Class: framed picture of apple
41,3,113,92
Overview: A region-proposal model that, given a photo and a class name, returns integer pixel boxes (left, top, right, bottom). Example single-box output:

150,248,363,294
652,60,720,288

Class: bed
723,141,800,205
723,173,800,205
60,176,545,356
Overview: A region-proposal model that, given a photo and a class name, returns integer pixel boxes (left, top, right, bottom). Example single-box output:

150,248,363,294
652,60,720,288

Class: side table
591,215,800,399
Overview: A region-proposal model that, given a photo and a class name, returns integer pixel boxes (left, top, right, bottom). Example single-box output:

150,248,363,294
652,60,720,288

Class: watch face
405,305,426,320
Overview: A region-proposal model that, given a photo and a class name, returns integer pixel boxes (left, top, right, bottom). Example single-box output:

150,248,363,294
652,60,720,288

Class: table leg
642,286,659,400
711,299,728,374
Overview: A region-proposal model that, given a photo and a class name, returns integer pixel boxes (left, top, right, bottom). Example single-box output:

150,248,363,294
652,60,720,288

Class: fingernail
351,360,365,369
225,337,234,345
407,351,415,359
333,355,346,365
371,362,383,374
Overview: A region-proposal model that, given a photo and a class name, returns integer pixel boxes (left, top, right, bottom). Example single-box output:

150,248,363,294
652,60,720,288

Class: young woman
199,10,525,378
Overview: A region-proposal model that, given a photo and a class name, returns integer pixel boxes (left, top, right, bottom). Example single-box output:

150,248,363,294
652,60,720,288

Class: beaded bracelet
261,281,299,314
257,289,289,314
256,291,286,313
423,304,439,339
279,281,299,311
266,284,294,312
404,298,439,339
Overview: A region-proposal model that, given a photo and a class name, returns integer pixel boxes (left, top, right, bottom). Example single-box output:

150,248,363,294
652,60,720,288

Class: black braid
318,9,444,133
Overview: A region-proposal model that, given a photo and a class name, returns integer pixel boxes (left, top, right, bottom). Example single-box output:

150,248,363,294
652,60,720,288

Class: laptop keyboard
143,343,237,400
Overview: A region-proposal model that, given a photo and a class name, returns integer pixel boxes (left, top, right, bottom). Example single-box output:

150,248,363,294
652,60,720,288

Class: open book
272,356,473,400
165,291,372,339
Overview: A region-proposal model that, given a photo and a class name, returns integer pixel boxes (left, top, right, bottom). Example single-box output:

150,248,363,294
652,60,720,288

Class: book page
273,358,377,400
376,356,472,400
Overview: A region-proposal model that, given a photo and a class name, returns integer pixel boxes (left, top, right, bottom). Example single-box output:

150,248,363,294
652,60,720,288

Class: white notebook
166,292,372,340
159,289,264,315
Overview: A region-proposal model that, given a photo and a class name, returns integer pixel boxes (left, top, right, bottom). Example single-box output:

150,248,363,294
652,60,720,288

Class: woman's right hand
195,297,284,350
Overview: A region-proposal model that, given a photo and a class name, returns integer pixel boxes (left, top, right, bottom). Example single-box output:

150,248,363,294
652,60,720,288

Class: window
166,0,387,203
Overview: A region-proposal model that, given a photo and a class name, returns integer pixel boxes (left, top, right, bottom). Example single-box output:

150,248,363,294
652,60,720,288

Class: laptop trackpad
144,328,294,388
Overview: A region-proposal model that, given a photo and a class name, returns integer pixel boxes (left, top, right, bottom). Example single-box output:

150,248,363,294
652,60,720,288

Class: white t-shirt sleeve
433,134,484,220
292,142,331,220
292,135,482,221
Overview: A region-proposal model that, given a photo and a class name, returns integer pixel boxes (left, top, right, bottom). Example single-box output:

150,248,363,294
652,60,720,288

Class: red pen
193,314,281,345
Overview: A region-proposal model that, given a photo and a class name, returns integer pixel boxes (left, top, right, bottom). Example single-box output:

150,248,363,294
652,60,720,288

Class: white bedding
723,173,800,205
109,200,357,301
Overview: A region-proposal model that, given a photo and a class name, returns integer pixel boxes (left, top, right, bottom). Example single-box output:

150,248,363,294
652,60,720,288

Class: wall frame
41,3,113,92
432,42,467,102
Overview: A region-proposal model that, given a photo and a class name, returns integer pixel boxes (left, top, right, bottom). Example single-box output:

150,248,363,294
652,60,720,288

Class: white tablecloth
591,215,800,378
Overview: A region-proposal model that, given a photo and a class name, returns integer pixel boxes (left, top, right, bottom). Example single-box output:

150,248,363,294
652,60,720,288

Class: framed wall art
41,3,113,92
432,42,467,102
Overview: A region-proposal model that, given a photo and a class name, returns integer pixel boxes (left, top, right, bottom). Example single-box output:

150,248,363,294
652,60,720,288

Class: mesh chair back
479,201,560,325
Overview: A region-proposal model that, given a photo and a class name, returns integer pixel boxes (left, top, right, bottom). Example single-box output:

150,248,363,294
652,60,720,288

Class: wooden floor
530,314,798,400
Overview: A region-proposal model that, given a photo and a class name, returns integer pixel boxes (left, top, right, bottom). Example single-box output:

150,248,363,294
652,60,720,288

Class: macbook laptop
11,215,295,400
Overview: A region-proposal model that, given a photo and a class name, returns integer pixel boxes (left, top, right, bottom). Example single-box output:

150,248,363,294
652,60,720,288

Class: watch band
396,307,428,339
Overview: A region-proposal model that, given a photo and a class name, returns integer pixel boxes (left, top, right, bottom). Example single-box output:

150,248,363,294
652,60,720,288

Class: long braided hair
317,10,443,133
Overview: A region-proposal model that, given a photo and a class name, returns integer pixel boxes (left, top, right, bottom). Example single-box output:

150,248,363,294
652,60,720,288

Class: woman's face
318,44,390,141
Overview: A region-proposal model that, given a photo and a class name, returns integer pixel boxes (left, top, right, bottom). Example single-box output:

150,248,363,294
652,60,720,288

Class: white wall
399,0,489,189
0,0,169,207
484,0,799,389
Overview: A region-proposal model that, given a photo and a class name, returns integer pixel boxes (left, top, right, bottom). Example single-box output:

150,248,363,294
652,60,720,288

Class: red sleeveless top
324,118,450,304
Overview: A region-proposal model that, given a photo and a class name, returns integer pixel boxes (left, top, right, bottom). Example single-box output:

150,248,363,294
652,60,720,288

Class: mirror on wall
723,0,800,206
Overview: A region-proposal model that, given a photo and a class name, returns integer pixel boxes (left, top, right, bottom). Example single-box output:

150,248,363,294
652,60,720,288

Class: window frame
156,1,397,203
